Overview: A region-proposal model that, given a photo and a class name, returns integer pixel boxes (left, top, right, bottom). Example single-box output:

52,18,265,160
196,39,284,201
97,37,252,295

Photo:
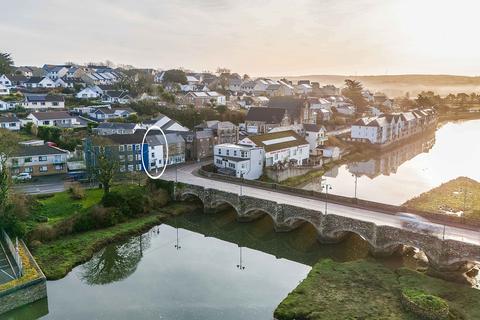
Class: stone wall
0,279,47,315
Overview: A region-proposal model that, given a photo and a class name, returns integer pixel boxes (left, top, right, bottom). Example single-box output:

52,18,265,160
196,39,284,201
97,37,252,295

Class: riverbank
403,177,480,221
275,259,480,320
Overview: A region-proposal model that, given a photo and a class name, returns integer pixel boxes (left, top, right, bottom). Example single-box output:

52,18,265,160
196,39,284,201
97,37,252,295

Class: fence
1,229,22,279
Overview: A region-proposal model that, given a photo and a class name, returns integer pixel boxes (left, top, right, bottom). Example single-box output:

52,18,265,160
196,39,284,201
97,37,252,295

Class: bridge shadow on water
165,200,422,269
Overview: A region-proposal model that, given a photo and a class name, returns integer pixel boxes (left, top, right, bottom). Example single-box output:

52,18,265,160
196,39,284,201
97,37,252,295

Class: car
396,212,443,235
12,172,32,181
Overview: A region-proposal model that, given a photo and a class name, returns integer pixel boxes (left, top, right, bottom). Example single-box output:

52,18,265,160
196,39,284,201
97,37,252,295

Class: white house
24,94,65,110
89,106,136,121
0,75,12,87
214,143,264,180
139,114,189,132
183,91,226,107
0,84,10,96
322,146,341,160
303,124,328,152
239,130,310,167
93,122,139,135
26,111,82,128
101,90,132,104
25,77,56,89
45,66,69,80
76,87,101,99
0,117,21,131
295,83,313,95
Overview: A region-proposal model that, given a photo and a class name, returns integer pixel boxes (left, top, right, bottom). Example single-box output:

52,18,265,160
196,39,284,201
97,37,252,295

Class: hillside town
0,62,440,182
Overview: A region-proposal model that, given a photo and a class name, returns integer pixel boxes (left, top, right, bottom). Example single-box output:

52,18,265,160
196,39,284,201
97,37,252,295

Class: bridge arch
242,207,277,223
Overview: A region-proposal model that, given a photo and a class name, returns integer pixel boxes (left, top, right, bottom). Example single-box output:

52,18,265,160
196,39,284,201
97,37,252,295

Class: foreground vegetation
275,259,480,320
403,177,480,220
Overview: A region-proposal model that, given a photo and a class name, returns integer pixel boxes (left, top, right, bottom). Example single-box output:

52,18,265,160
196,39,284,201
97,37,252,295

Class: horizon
3,0,480,77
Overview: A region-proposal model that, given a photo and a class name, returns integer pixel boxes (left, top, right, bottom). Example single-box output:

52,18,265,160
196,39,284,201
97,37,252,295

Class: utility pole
352,173,358,200
236,247,246,270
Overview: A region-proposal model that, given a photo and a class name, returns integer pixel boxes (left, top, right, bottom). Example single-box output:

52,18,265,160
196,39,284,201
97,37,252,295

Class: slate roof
267,96,305,120
0,116,20,123
25,94,64,103
96,122,137,130
244,130,308,153
13,145,67,157
245,107,287,124
29,111,73,120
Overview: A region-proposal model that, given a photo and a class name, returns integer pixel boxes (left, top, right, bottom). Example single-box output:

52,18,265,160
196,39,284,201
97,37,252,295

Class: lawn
275,259,480,320
31,188,104,225
403,177,480,219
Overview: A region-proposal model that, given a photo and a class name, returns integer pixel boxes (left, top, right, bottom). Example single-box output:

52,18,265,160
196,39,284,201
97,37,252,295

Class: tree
96,147,118,195
0,53,14,75
164,69,187,85
341,79,368,113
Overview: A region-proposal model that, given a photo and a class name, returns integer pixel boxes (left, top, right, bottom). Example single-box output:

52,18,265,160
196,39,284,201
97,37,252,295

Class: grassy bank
403,177,480,220
275,259,480,320
31,213,166,280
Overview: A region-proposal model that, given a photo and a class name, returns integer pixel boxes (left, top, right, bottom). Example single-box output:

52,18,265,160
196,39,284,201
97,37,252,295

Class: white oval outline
140,125,169,180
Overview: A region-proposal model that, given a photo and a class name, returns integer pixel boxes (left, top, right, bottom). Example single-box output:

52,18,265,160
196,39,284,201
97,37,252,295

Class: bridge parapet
176,183,480,283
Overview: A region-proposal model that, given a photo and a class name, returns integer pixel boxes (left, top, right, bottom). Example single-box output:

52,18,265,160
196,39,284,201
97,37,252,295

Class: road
15,162,479,247
161,162,480,247
13,174,68,195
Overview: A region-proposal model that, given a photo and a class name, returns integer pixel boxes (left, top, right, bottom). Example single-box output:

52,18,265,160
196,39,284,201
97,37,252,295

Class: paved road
162,162,480,247
13,175,67,195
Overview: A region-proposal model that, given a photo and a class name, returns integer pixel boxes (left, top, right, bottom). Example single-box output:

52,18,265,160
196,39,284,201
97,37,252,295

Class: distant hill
270,74,480,97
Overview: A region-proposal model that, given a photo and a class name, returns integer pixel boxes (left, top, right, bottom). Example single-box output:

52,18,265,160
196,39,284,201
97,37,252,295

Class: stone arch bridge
177,184,480,283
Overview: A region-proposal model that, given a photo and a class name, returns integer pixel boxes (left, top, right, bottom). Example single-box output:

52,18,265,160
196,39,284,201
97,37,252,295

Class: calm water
1,210,420,320
303,120,480,205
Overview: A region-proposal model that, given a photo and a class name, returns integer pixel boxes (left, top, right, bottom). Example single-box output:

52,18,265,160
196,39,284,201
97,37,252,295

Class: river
1,209,421,320
302,119,480,205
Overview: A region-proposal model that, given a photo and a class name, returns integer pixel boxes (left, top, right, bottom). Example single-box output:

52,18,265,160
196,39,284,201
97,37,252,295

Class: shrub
29,224,57,242
68,182,86,200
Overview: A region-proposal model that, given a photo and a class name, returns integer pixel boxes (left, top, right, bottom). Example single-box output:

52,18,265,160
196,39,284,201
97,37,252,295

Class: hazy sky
3,0,479,76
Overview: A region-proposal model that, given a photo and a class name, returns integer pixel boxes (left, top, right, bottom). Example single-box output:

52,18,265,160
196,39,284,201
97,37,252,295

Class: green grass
31,214,166,280
403,177,480,219
32,188,104,225
275,259,480,320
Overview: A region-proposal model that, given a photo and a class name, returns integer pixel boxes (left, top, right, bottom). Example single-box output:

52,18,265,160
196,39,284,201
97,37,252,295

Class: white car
397,212,443,235
13,172,32,181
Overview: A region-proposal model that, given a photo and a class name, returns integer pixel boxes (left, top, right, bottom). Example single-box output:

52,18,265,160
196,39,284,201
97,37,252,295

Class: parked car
12,172,32,181
396,212,442,235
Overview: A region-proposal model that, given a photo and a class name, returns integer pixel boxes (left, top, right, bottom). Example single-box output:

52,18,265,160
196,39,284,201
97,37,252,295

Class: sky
2,0,480,76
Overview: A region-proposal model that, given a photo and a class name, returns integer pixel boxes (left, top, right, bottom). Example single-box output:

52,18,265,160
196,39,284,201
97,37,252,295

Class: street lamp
174,227,181,250
236,247,246,270
351,174,358,200
322,183,333,215
240,173,244,196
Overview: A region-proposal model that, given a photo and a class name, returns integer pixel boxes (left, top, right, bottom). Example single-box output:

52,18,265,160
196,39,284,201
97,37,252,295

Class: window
228,163,235,169
137,164,142,171
39,156,47,162
119,166,126,172
119,145,125,151
127,145,133,151
119,155,125,161
135,144,140,150
55,165,63,170
226,150,230,156
216,159,222,165
127,155,133,161
233,150,237,156
127,165,134,172
24,157,32,163
39,166,48,172
24,167,33,173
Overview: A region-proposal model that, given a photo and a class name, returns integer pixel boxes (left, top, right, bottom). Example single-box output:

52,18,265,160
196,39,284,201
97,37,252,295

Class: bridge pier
427,260,478,285
317,231,349,244
274,220,305,233
369,244,404,258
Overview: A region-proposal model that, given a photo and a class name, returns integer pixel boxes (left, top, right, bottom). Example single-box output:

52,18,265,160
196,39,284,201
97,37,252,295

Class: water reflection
80,233,151,285
0,298,48,320
303,120,480,204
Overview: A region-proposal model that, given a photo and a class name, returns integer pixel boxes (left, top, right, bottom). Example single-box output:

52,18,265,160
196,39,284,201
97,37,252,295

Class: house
278,80,295,96
295,83,313,95
0,75,12,87
303,124,328,152
144,131,186,167
196,120,239,145
0,117,21,131
179,75,200,92
245,107,290,134
268,96,309,124
44,65,70,80
89,106,136,121
26,111,84,128
8,75,28,87
193,130,214,160
93,122,139,135
24,94,65,109
0,84,10,96
14,67,34,78
213,143,264,180
334,104,356,116
7,144,68,176
101,90,132,104
76,87,102,99
183,91,226,107
314,108,332,122
322,146,341,160
0,95,24,111
140,114,189,132
25,76,56,89
53,77,75,88
238,130,309,167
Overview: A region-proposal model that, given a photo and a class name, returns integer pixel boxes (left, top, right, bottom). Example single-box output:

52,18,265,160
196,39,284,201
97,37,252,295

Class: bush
68,182,86,200
29,224,57,242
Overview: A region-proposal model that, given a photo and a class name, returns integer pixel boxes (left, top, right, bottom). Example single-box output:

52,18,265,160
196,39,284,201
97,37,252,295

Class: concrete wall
0,279,47,315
